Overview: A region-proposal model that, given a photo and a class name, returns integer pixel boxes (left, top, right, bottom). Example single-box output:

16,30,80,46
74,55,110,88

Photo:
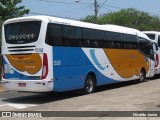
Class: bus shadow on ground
2,78,158,105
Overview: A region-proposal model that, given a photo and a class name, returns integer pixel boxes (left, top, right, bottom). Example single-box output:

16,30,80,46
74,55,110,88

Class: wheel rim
85,79,94,93
139,71,144,82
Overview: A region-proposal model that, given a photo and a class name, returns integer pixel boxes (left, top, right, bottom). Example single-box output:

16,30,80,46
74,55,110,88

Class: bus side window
124,34,138,49
145,33,155,40
63,26,82,47
82,28,105,48
45,23,63,46
105,31,124,49
139,38,154,60
158,35,160,47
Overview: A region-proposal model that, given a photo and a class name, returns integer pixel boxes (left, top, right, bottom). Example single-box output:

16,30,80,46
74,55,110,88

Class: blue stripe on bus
53,47,117,92
90,49,105,70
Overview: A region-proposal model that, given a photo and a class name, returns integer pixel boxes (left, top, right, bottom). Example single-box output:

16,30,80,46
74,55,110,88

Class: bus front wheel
83,75,96,94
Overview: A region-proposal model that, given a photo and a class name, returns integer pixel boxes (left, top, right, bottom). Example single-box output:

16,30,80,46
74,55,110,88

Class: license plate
18,83,26,87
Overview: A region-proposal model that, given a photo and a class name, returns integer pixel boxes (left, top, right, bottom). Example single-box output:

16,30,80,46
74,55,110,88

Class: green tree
0,20,3,78
0,20,4,46
81,8,160,31
0,0,29,20
0,0,29,46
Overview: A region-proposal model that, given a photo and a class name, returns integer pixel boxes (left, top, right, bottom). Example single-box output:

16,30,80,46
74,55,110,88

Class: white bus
1,16,155,93
142,31,160,74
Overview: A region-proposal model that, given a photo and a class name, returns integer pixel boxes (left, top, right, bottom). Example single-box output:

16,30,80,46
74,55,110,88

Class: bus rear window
4,21,41,44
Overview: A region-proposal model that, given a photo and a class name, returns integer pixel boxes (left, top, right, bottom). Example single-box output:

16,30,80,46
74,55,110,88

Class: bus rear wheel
139,69,145,82
83,75,96,94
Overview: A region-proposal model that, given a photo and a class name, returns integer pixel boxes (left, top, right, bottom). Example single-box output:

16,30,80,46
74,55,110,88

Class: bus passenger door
151,42,159,76
149,42,156,77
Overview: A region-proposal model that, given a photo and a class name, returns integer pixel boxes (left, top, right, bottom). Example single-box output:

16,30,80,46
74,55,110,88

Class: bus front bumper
2,79,53,92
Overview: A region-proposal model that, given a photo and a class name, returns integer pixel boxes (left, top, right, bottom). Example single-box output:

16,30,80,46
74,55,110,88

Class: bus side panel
66,48,116,90
53,66,68,91
82,48,117,85
53,47,85,92
67,66,84,90
53,47,118,92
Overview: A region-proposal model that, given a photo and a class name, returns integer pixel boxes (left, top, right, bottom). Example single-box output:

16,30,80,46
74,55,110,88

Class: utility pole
94,0,98,19
76,0,98,19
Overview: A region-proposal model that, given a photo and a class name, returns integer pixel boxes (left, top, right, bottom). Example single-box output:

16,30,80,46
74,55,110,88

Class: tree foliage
0,0,29,46
81,8,160,31
0,20,3,44
0,0,29,20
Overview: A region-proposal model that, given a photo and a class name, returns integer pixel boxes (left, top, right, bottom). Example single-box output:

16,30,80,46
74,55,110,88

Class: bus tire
139,69,145,82
83,75,96,94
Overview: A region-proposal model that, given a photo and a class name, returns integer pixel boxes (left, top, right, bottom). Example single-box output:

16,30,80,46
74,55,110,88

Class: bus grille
8,46,36,52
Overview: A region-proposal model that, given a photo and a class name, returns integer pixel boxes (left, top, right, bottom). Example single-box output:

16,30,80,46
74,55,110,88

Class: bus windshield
4,21,41,44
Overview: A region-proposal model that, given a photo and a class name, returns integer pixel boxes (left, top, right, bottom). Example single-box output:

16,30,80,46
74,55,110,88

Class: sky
20,0,160,20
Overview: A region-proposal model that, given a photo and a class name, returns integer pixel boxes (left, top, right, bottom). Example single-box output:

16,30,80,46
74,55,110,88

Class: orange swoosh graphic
104,49,149,78
6,54,42,74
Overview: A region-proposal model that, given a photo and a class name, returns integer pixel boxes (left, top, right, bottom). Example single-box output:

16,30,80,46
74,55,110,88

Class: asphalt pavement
0,77,160,120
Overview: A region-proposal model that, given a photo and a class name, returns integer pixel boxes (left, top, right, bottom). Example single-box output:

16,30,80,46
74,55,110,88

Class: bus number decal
54,60,61,66
35,48,43,53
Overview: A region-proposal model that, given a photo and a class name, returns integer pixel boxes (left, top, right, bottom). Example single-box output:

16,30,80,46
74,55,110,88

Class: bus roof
3,15,149,38
142,31,160,35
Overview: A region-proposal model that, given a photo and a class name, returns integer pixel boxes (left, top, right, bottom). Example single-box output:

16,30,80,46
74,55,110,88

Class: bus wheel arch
83,72,97,94
139,68,146,82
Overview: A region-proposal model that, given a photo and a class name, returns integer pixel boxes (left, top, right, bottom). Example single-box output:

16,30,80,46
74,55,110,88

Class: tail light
41,53,48,80
155,54,159,67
